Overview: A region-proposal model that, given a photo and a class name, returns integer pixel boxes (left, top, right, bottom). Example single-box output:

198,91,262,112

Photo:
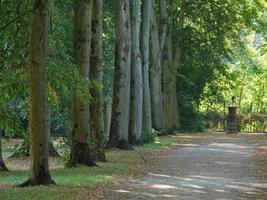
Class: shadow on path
108,134,267,200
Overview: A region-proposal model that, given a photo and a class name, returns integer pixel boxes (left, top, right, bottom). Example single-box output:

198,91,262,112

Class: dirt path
106,134,267,200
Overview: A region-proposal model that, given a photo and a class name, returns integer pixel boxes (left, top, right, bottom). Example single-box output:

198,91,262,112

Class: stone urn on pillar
226,106,239,134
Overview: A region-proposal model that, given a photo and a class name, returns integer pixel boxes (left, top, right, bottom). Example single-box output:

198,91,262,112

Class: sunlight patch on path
109,134,267,200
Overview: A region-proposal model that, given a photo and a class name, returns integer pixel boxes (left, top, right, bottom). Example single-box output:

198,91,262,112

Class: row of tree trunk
0,0,183,186
108,0,182,148
19,0,106,185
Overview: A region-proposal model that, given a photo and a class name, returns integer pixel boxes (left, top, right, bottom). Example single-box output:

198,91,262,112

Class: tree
141,0,152,137
90,0,106,162
150,0,165,131
108,0,132,149
162,0,184,132
163,29,180,132
20,0,54,186
47,107,60,157
0,130,8,171
129,0,142,144
68,0,95,167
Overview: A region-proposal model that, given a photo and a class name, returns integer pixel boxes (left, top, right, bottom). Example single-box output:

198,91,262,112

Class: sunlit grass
0,135,187,200
0,144,146,199
135,135,184,153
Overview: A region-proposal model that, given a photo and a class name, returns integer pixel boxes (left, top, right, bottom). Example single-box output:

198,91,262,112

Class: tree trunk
89,0,106,162
20,0,54,186
68,0,95,167
141,0,152,136
150,0,164,131
104,96,112,143
107,0,132,150
47,107,60,157
129,0,142,144
162,0,184,133
171,40,182,131
159,0,167,51
0,130,8,171
163,31,180,132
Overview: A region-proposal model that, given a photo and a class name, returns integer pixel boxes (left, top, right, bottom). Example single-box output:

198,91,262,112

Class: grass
2,133,266,199
0,150,141,200
0,135,186,200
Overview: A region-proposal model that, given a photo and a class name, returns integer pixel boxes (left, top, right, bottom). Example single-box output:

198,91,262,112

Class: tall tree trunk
0,130,8,171
107,0,132,149
150,0,164,131
104,96,112,142
20,0,54,186
141,0,152,136
171,39,182,130
90,0,106,162
159,0,167,51
163,30,180,132
47,107,60,157
129,0,142,144
68,0,95,167
162,0,184,133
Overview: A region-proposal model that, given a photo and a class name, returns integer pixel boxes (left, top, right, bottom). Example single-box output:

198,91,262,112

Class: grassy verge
0,135,186,200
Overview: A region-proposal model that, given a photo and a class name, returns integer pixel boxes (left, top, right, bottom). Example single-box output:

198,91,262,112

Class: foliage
238,113,267,132
0,0,92,139
200,32,267,132
174,0,267,131
177,91,207,132
0,0,266,141
10,139,30,157
205,110,224,131
102,0,115,97
138,130,157,145
0,68,27,136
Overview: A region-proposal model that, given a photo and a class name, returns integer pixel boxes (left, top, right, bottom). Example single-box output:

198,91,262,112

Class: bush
178,93,207,132
138,130,157,145
205,110,224,131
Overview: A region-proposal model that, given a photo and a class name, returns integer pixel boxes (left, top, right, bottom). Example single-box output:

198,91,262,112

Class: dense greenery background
0,0,266,137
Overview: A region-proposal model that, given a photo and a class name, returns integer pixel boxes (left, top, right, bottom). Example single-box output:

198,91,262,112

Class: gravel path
108,134,267,200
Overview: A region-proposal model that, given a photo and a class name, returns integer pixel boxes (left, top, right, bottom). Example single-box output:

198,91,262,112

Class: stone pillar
226,106,239,133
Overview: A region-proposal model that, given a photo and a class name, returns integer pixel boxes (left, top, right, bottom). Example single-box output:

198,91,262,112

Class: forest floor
102,133,267,200
0,133,267,199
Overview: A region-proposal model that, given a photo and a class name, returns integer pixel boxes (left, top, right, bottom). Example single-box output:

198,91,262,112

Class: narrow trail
106,134,267,200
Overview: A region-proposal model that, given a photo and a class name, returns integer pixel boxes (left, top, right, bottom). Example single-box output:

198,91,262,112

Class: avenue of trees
0,0,266,185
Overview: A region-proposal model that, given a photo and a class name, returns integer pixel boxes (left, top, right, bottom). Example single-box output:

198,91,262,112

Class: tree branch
0,9,32,31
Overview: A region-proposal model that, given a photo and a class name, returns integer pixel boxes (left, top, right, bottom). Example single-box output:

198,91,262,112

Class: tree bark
20,0,54,186
89,0,106,162
68,0,95,167
159,0,167,51
104,96,112,142
141,0,152,136
107,0,132,149
163,30,180,132
150,0,164,131
47,107,60,157
162,0,185,132
129,0,142,144
0,130,8,171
